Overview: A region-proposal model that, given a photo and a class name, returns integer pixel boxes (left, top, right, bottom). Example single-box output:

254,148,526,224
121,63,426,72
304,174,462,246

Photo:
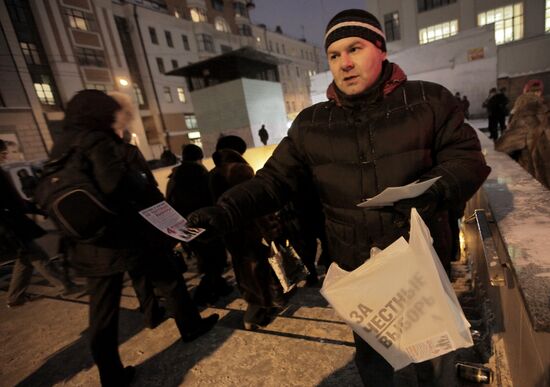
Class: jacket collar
326,62,407,108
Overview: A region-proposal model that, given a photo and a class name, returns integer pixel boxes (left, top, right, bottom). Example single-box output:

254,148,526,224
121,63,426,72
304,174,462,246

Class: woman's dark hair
63,90,121,132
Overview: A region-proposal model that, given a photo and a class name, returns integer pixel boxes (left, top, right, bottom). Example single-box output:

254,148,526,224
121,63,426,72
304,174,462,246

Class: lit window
34,83,55,105
163,86,172,102
177,87,186,103
478,3,523,44
185,114,197,129
190,7,207,23
65,8,90,31
418,20,458,44
133,84,144,106
20,42,41,65
85,84,108,91
215,17,231,33
545,0,550,32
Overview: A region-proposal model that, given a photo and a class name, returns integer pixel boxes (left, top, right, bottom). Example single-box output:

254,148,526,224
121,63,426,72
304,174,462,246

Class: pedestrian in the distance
258,124,269,146
1,140,82,308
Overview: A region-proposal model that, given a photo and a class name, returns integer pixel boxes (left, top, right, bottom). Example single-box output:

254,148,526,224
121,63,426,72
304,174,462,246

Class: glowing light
118,78,129,87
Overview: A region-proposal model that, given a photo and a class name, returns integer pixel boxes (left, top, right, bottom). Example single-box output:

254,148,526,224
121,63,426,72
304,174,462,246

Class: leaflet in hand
139,201,205,242
356,176,441,208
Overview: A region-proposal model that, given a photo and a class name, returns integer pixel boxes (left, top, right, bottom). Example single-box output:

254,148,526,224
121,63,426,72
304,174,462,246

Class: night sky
249,0,367,49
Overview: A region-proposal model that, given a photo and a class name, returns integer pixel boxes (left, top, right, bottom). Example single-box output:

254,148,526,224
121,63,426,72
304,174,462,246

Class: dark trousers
353,333,454,387
488,115,499,140
87,256,202,386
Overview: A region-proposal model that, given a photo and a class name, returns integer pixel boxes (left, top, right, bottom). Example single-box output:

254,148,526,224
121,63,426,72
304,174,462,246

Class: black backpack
34,142,117,242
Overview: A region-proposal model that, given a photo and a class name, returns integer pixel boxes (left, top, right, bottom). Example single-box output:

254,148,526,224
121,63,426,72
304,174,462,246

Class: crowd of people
2,6,548,386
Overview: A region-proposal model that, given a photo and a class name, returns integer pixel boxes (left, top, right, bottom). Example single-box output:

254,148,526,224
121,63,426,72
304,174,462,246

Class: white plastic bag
321,208,473,370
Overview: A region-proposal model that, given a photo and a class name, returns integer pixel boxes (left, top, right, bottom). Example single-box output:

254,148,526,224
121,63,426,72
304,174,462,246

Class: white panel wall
242,78,287,146
497,35,550,77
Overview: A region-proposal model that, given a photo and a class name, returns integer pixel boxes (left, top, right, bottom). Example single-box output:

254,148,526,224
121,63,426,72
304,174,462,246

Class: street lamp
118,77,130,87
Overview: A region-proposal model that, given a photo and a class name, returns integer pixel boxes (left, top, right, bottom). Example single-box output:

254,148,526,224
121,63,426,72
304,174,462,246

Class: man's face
327,37,387,96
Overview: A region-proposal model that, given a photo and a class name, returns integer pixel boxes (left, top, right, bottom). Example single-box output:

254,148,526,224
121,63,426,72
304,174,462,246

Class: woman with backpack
49,90,217,387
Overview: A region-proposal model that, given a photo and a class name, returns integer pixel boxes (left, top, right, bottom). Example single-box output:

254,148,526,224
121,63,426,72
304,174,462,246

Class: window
64,8,91,31
20,42,41,65
419,20,458,44
34,82,55,105
384,11,400,42
182,34,190,50
171,59,178,69
234,2,248,17
546,0,550,32
75,47,106,67
296,66,300,77
215,17,231,33
197,34,215,52
185,114,198,129
163,86,172,102
133,84,144,106
417,0,456,13
211,0,224,12
478,3,524,44
149,27,158,44
282,44,286,54
177,87,186,103
190,7,207,23
238,24,252,36
156,57,165,73
85,83,108,91
165,30,173,47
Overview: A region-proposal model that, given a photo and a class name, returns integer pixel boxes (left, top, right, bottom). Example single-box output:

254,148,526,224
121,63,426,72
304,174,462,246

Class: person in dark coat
1,164,80,307
485,87,509,140
258,124,269,146
188,9,490,386
51,90,218,387
210,146,284,330
462,95,470,119
496,80,550,188
166,144,232,305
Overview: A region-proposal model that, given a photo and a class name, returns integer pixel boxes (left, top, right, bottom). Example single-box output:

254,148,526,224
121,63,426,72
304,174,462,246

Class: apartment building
0,0,321,162
366,0,550,113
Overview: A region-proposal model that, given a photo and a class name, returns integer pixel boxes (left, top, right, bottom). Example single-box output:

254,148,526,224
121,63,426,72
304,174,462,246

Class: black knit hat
181,143,203,161
324,9,386,52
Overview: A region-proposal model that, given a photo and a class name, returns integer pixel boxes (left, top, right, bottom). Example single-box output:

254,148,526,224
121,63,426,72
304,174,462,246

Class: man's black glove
187,206,233,236
393,188,441,226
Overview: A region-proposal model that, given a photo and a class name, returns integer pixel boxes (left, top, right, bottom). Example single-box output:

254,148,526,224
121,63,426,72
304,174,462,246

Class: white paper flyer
357,176,441,208
139,201,205,242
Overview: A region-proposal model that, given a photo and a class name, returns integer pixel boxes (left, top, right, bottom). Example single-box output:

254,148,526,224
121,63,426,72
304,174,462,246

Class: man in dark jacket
167,144,231,305
51,90,218,387
188,9,490,385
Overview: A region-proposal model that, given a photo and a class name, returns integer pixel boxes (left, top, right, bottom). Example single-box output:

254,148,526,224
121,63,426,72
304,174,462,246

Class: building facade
0,0,322,162
365,0,550,113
